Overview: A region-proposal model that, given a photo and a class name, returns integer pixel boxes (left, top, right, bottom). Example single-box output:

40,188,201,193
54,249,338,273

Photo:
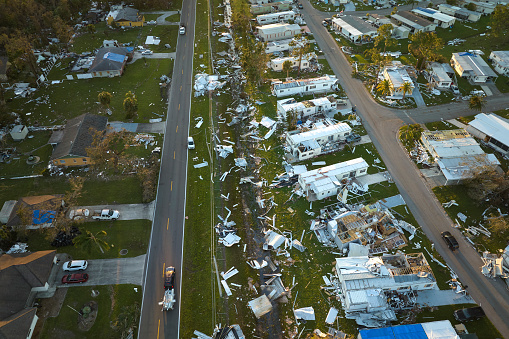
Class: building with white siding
331,16,378,44
391,11,436,33
286,120,352,160
467,113,509,157
489,51,509,76
256,23,302,42
411,7,456,28
450,52,498,83
298,158,368,201
276,95,340,118
269,54,314,71
271,75,338,98
256,10,296,25
438,4,481,22
426,62,455,90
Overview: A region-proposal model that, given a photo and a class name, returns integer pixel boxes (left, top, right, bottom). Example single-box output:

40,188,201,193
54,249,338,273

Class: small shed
10,125,28,141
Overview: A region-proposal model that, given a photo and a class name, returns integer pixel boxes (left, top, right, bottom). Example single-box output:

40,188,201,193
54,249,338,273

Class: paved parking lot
57,254,146,287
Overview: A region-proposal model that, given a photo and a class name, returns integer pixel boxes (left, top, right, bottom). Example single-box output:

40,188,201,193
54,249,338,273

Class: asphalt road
137,0,196,337
301,1,509,337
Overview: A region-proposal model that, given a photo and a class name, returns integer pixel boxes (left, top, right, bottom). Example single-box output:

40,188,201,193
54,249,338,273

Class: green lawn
40,284,141,339
139,25,179,52
7,58,172,125
26,219,151,260
0,176,144,208
414,304,501,339
71,22,142,54
165,14,181,22
495,75,509,93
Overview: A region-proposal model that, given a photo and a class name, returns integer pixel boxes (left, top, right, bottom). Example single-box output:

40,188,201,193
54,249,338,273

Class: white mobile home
286,121,352,160
462,0,496,14
265,38,293,54
298,157,368,201
427,62,455,90
256,23,302,42
382,66,415,98
438,4,481,22
331,16,378,44
391,11,437,33
467,113,509,157
411,7,456,28
269,54,313,71
271,75,338,98
256,10,296,25
277,95,340,118
489,51,509,76
451,52,498,83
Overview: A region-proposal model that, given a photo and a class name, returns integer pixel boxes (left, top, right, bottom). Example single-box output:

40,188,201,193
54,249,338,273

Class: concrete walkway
416,289,475,307
71,202,155,221
446,119,467,129
58,254,146,287
411,86,426,108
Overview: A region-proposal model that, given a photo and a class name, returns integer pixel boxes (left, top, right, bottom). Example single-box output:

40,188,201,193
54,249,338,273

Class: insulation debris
215,145,234,158
248,295,272,318
194,73,227,96
325,307,339,324
294,307,315,321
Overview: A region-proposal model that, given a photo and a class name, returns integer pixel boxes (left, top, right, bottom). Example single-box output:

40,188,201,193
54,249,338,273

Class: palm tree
73,230,110,254
468,95,486,112
282,60,292,78
376,79,392,97
399,81,413,99
98,91,112,110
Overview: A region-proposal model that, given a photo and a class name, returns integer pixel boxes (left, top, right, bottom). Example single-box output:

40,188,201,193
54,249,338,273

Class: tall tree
123,91,138,119
73,230,110,253
468,95,486,112
376,79,391,97
86,128,135,172
464,163,509,208
289,34,310,76
408,31,443,70
374,24,396,83
282,60,292,78
490,4,509,37
240,41,269,86
1,32,39,75
98,91,112,109
399,81,413,99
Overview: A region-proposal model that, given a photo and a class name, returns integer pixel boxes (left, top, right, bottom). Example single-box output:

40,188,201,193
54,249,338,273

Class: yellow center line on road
174,151,175,159
171,181,173,191
167,218,169,230
185,43,187,47
162,263,165,278
178,104,180,110
176,125,179,133
157,319,160,339
180,86,182,91
182,69,183,75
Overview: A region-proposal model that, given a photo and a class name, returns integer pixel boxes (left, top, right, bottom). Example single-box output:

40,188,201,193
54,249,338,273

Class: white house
467,113,509,157
382,66,415,98
411,7,456,28
286,121,352,160
265,38,294,54
427,62,455,90
334,253,436,316
438,4,481,22
271,75,338,98
462,0,496,14
450,52,498,83
421,129,500,184
331,16,378,44
256,10,296,25
489,51,509,76
256,23,302,42
298,157,368,201
269,53,314,71
391,11,437,33
277,95,340,118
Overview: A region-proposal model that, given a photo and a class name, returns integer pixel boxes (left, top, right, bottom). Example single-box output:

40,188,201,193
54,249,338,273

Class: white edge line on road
178,0,196,337
137,4,188,338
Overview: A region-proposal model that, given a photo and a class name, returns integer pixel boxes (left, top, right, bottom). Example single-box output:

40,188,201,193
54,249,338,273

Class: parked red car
62,273,89,284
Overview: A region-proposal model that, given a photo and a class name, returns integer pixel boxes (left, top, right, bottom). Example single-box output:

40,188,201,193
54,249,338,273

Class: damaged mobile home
333,253,436,327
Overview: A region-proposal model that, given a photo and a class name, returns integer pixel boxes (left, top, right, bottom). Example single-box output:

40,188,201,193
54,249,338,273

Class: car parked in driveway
441,231,459,250
141,50,153,55
62,273,89,284
63,260,88,271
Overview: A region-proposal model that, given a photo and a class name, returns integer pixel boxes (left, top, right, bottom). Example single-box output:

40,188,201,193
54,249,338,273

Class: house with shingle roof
106,7,144,27
50,113,108,166
0,250,56,339
88,47,130,78
2,195,64,229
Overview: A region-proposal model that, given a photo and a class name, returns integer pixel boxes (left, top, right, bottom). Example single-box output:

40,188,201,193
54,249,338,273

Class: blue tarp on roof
126,47,134,53
359,324,427,339
416,7,436,14
103,52,125,63
32,210,56,225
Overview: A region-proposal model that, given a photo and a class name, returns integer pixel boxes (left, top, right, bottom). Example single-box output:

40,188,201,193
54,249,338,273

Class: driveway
411,86,426,107
71,202,155,221
109,121,166,134
57,255,146,287
141,10,180,25
130,52,176,64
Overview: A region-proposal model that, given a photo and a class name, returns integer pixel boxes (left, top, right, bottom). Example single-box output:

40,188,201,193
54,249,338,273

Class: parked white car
141,50,153,55
187,137,195,150
63,260,88,271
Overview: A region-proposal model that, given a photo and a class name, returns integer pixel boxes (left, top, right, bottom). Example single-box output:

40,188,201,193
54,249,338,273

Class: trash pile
192,324,245,339
481,246,509,280
6,242,29,254
194,73,228,96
